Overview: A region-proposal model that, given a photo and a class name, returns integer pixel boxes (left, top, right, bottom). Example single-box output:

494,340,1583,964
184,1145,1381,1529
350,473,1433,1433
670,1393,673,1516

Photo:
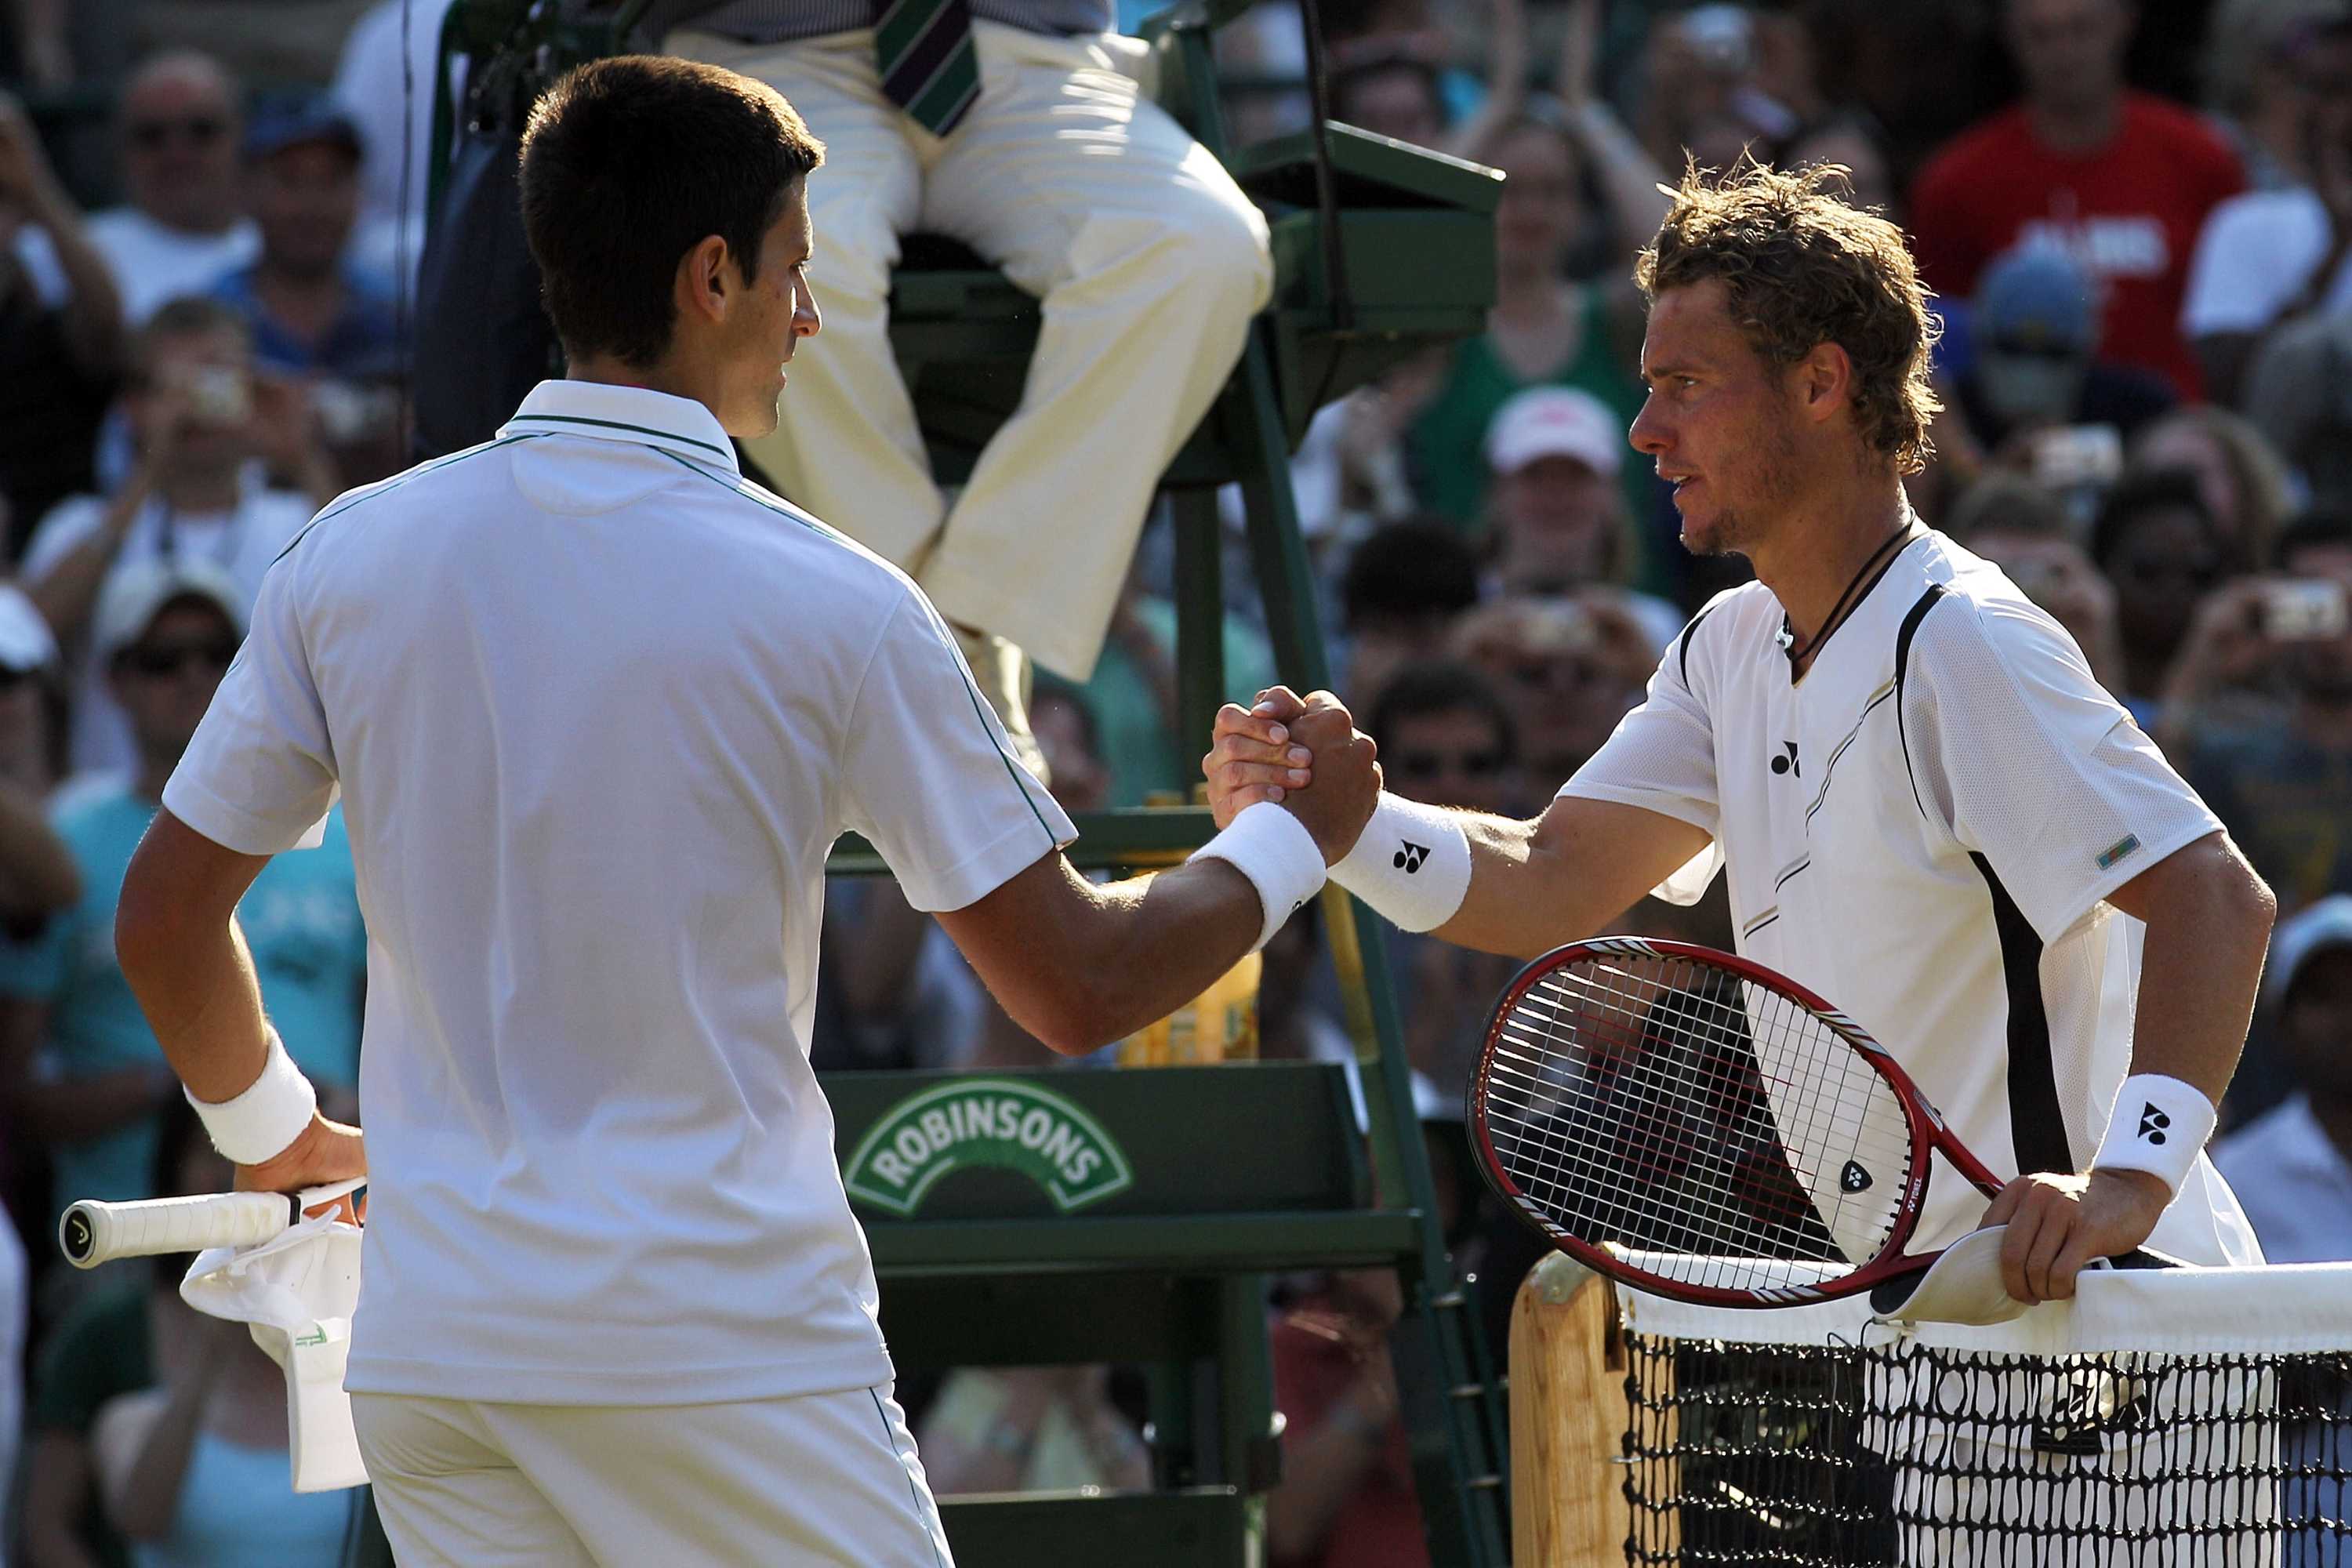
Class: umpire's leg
665,28,946,573
913,21,1273,684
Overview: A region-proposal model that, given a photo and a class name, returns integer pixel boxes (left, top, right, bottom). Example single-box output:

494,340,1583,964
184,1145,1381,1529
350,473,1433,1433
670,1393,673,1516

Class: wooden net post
1509,1253,1644,1567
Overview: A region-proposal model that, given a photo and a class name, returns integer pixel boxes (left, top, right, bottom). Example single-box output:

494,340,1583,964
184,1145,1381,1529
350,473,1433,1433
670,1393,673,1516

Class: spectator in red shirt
1908,0,2244,397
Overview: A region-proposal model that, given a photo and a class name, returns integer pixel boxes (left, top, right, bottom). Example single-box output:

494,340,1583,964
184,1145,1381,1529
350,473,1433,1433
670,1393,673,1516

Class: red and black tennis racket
1468,937,2163,1308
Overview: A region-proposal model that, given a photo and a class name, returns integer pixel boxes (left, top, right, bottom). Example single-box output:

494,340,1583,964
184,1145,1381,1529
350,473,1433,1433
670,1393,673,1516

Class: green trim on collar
506,412,734,460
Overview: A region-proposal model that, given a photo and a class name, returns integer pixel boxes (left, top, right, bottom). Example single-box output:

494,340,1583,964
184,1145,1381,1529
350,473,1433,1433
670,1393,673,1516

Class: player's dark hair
2089,467,2219,571
1342,517,1483,628
2278,509,2352,567
1637,158,1943,474
1367,659,1519,766
520,56,824,368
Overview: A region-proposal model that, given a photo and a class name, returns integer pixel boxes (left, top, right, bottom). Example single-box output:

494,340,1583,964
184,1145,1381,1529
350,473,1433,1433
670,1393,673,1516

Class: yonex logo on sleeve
1770,742,1801,778
2096,833,2143,871
1395,842,1429,873
2137,1103,2170,1144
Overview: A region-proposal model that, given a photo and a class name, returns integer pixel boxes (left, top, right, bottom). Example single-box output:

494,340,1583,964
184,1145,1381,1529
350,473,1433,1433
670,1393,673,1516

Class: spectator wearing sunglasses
0,559,363,1243
12,51,258,330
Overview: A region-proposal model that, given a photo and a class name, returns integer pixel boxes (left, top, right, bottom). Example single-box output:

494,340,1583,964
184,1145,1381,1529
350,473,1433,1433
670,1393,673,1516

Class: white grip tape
59,1190,291,1268
2091,1073,2218,1199
1328,792,1473,932
1190,800,1328,951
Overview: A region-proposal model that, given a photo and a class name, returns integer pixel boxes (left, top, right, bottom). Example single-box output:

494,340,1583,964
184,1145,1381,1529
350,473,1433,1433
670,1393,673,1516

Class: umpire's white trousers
351,1385,953,1567
669,22,1274,681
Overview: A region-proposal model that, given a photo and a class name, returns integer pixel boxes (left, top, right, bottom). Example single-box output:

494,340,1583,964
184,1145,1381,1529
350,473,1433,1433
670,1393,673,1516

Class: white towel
180,1182,367,1493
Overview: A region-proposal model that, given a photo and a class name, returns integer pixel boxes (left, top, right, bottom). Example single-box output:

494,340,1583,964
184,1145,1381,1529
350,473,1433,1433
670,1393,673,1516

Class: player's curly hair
1636,158,1943,474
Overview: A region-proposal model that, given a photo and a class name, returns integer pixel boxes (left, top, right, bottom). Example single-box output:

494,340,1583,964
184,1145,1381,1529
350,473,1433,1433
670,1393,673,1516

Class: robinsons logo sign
844,1079,1134,1217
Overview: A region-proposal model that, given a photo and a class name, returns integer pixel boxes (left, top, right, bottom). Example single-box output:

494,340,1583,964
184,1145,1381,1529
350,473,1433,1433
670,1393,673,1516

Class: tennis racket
1468,938,2165,1308
59,1179,365,1269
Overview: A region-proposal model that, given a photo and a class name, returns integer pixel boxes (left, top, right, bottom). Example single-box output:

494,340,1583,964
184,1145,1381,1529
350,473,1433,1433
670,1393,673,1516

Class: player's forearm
115,888,274,1105
939,852,1266,1057
1045,861,1267,1051
1431,798,1713,960
2107,833,2275,1107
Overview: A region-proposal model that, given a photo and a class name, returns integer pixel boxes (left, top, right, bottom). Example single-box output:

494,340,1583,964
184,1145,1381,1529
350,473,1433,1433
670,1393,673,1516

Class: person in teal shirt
0,559,364,1217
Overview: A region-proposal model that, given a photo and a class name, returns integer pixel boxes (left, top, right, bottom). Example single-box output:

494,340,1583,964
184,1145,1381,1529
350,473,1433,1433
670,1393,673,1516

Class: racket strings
1479,953,1915,1293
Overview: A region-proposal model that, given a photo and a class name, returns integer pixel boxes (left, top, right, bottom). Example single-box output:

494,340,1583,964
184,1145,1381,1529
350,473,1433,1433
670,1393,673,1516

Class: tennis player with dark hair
104,55,1375,1566
1210,162,2276,1307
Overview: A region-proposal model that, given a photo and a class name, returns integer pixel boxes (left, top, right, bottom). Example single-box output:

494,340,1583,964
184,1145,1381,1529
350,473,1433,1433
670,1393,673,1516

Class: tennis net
1603,1261,2351,1566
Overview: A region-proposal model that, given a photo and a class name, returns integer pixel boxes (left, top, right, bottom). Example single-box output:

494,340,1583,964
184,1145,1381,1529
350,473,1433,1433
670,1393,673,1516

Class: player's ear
674,234,733,327
1792,340,1856,428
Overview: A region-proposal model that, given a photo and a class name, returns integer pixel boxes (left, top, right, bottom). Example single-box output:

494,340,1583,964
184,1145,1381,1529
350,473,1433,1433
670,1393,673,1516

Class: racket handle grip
2107,1246,2184,1271
58,1191,295,1269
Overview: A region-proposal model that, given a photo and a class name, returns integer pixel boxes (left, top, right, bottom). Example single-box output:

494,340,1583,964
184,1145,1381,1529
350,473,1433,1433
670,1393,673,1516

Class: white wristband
1190,800,1327,952
186,1029,317,1167
1328,792,1472,933
2091,1074,2217,1199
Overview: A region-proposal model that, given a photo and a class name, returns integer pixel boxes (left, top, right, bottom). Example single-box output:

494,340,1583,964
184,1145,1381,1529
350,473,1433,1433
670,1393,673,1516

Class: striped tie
874,0,981,136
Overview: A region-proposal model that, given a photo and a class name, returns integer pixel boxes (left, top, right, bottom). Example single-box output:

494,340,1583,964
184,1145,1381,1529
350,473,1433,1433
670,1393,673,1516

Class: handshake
1200,685,1382,863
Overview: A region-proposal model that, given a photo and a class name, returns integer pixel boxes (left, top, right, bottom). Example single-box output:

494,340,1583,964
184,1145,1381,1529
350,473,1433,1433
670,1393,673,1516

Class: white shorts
351,1385,954,1568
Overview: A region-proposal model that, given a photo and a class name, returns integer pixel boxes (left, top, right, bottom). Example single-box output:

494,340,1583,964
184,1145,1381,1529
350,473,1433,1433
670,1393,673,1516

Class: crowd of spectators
0,1,2348,1565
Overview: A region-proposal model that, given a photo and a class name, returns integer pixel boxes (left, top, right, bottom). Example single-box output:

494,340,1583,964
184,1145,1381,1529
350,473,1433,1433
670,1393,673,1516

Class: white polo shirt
164,380,1075,1406
1559,525,2260,1265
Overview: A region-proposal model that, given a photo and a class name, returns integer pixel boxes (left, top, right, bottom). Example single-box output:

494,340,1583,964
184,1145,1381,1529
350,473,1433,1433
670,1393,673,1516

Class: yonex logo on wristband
2138,1102,2170,1143
1396,842,1429,873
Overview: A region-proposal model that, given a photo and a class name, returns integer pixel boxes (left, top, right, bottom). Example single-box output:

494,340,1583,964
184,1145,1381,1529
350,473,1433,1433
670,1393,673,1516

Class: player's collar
1778,509,1924,677
498,379,742,477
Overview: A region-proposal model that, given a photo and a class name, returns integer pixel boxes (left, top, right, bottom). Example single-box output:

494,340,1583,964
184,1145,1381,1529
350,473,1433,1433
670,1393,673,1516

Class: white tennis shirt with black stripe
1559,522,2263,1265
162,380,1076,1406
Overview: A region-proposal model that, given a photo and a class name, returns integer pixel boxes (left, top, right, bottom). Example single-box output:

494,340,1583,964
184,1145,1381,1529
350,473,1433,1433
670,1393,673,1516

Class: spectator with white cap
1484,387,1683,652
0,557,361,1235
2212,895,2352,1262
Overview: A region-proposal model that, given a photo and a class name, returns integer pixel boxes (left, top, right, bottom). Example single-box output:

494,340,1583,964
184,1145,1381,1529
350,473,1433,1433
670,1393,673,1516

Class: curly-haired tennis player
1210,162,2275,1308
